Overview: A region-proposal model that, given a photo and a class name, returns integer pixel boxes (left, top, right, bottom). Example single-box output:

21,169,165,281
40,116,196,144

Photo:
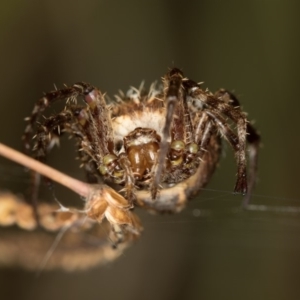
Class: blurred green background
0,1,300,300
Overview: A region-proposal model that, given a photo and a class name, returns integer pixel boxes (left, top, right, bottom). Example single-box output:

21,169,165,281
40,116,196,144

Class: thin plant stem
0,142,90,198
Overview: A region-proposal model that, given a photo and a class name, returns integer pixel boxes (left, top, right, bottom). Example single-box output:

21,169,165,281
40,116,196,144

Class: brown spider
21,67,260,252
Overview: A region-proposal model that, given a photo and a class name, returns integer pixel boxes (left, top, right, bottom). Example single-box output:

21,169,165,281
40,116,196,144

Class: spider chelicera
17,67,260,263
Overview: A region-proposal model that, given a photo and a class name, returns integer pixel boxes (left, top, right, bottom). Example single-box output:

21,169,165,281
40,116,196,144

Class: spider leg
26,83,117,187
151,68,184,199
194,113,210,145
195,109,252,201
35,104,103,184
29,108,84,212
23,82,96,153
33,109,75,161
23,84,112,222
184,80,255,196
82,88,138,203
204,109,246,191
215,89,261,205
195,113,216,158
81,87,114,158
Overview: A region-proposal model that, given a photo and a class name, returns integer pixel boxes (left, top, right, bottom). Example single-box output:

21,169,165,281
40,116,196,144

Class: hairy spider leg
183,80,259,198
151,68,184,199
215,89,261,205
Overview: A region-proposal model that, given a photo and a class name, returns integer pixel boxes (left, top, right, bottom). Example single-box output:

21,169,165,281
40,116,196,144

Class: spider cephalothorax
22,67,260,251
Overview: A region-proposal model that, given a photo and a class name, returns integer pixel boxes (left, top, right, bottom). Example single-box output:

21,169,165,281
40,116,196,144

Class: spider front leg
151,68,184,199
82,88,137,205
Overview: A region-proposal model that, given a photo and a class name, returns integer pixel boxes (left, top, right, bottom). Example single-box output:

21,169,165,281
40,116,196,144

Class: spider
21,67,260,251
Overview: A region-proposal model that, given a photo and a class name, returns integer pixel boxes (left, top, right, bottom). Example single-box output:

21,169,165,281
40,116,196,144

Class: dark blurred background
0,1,300,300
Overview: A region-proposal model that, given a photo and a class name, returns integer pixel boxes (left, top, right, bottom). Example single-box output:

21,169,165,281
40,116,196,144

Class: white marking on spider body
112,110,166,144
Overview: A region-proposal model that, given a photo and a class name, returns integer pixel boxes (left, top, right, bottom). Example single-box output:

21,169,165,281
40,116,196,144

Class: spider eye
170,140,185,151
186,143,198,154
169,140,185,166
184,143,199,164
